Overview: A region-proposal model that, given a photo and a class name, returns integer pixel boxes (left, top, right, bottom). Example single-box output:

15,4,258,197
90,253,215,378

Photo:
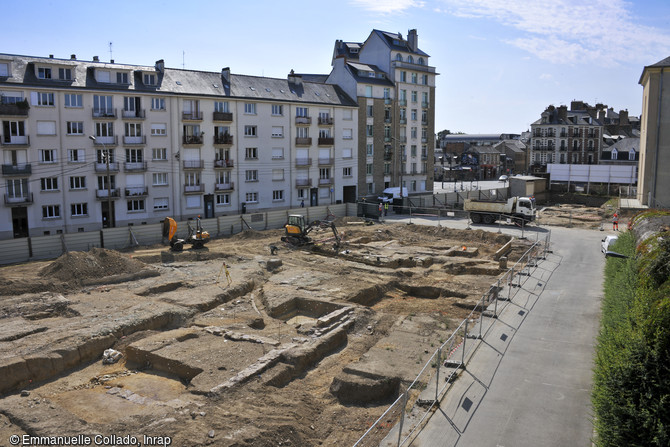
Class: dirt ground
0,210,582,446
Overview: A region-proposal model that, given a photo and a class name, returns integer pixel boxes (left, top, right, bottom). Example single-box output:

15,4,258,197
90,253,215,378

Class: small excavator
281,214,341,251
162,216,210,251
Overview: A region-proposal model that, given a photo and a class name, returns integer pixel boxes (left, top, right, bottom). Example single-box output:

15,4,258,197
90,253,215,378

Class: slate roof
371,30,430,57
639,55,670,84
345,62,394,87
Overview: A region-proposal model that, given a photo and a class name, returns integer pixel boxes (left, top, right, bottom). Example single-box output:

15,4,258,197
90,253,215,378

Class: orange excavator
162,216,210,251
281,214,341,251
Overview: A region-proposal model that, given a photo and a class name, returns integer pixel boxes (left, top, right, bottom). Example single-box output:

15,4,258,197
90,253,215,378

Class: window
421,74,428,85
127,199,145,212
97,149,115,164
244,103,256,115
399,89,407,102
422,92,428,105
297,189,306,199
411,91,418,103
411,127,417,139
411,180,417,192
38,67,52,79
366,144,373,156
37,121,56,135
272,104,283,116
271,126,284,138
125,148,143,163
272,190,284,201
411,73,417,84
97,70,111,83
629,149,636,161
400,108,407,121
35,92,55,106
69,176,86,190
64,93,82,107
93,95,113,115
366,125,373,137
408,56,414,64
272,147,284,159
245,170,258,182
272,169,284,181
400,71,406,82
125,122,142,137
343,109,352,120
343,129,353,140
95,122,114,137
39,149,56,163
214,101,229,113
296,107,308,117
216,194,230,205
411,109,417,121
297,127,309,138
41,177,59,191
152,148,167,160
116,72,128,84
245,192,258,203
42,205,60,219
186,195,200,208
148,172,167,187
244,125,257,137
343,167,352,177
97,175,116,190
71,203,88,217
342,148,353,159
68,149,85,162
153,198,169,210
151,98,165,110
245,147,258,159
384,162,390,175
367,183,374,194
319,128,331,138
366,163,373,175
144,74,156,85
421,109,427,123
0,62,9,77
367,105,374,117
185,172,200,187
411,145,417,156
365,86,372,98
151,123,167,136
67,121,84,135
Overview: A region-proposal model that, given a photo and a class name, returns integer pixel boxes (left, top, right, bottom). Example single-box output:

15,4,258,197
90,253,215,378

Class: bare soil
0,219,533,446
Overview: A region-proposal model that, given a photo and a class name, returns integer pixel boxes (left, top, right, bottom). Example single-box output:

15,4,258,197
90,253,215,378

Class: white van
601,235,618,254
377,187,408,203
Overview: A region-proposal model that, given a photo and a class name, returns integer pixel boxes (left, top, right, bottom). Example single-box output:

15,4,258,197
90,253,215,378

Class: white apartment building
0,54,358,239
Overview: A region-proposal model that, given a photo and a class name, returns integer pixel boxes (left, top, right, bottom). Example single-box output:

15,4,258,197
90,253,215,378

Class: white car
601,235,618,254
498,175,508,182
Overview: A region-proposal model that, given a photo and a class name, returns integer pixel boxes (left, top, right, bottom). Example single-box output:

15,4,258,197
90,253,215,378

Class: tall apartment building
327,29,437,198
529,102,603,172
0,54,357,239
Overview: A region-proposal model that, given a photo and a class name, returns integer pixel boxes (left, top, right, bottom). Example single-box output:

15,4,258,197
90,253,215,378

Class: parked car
498,175,508,182
601,235,618,254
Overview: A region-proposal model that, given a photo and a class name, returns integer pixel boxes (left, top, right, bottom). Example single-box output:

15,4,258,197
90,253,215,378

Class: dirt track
0,218,533,446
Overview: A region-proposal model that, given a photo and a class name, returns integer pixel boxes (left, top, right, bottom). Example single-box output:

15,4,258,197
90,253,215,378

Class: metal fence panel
29,234,64,260
0,238,30,265
63,232,101,252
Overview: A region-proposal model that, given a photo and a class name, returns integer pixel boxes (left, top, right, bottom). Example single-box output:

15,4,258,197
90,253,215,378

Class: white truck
464,196,536,225
377,187,408,203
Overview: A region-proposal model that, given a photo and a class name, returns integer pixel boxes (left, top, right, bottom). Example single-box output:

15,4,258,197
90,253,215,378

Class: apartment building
0,54,357,239
327,29,437,198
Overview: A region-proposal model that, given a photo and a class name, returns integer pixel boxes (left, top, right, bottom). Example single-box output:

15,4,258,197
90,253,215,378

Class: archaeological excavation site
0,218,533,446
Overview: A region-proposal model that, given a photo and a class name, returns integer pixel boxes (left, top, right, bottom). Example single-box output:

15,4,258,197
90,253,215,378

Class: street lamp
88,135,113,228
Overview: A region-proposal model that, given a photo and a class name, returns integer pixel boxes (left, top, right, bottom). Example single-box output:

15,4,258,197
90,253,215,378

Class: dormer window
408,55,414,64
418,57,425,65
116,72,128,84
611,148,618,160
396,53,403,61
58,68,72,80
144,74,156,85
38,67,52,79
368,72,375,78
350,48,359,54
0,62,9,77
96,70,111,83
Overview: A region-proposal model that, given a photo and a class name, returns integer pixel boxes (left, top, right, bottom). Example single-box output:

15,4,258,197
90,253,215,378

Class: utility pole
89,135,113,228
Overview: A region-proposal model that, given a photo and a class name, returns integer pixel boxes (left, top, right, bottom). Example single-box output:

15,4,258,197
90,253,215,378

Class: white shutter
125,174,144,187
30,92,38,105
36,121,56,135
186,196,200,208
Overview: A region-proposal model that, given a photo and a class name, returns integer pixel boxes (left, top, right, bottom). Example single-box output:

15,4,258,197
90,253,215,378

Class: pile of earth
39,247,148,282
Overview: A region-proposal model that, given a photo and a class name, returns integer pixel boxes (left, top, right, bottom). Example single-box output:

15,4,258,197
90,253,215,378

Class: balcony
399,118,407,124
398,99,407,106
399,136,407,143
295,137,312,146
124,161,148,172
421,153,428,160
1,135,29,147
213,111,233,122
384,152,393,161
2,164,31,176
125,186,148,197
318,178,333,186
318,116,333,125
421,119,428,125
296,178,312,187
384,136,392,143
92,109,117,119
94,162,120,173
421,101,429,108
183,135,204,145
214,134,233,145
184,184,204,194
391,60,437,73
123,135,146,145
0,102,29,117
318,157,334,166
122,109,145,119
295,116,312,125
214,159,234,169
295,158,312,167
4,192,33,205
91,136,118,147
183,160,204,170
384,117,392,123
214,182,235,192
318,137,334,146
95,189,120,200
182,111,203,121
384,98,392,105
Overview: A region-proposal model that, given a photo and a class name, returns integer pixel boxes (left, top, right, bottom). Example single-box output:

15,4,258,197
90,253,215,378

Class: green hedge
593,231,670,446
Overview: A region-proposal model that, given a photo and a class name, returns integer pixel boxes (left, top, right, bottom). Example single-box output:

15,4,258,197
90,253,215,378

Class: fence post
435,347,442,402
462,319,468,366
494,279,500,317
497,214,502,233
397,391,408,447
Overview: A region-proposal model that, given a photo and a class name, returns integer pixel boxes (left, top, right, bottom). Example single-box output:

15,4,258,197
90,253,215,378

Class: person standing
384,202,389,216
300,199,305,208
612,212,619,231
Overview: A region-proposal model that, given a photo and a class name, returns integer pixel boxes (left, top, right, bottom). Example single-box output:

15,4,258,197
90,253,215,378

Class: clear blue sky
4,0,670,134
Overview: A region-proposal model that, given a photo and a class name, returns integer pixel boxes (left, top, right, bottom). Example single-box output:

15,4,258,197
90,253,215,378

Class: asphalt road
379,215,604,447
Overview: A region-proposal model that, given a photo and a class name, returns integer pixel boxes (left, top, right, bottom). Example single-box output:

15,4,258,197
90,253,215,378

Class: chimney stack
287,69,303,87
49,54,54,59
408,29,418,52
558,105,568,122
221,67,230,83
93,56,99,62
155,59,165,72
619,109,629,125
70,54,76,60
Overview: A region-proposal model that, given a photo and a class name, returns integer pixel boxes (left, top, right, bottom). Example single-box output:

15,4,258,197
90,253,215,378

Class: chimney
558,105,568,122
408,29,418,52
93,56,99,62
49,54,54,59
110,59,114,64
287,69,302,87
155,59,165,72
570,100,585,111
619,109,629,125
221,67,230,83
598,109,606,122
70,54,76,60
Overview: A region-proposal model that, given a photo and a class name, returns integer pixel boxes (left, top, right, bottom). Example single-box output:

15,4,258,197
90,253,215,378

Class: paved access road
381,215,605,447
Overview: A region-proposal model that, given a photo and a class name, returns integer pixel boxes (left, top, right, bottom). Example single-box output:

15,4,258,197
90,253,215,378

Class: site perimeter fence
353,232,551,447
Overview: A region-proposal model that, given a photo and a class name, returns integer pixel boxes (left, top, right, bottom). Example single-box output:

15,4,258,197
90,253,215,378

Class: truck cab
377,187,408,203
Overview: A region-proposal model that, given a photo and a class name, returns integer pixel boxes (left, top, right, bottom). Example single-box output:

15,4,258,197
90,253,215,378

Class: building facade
327,29,437,198
0,54,358,239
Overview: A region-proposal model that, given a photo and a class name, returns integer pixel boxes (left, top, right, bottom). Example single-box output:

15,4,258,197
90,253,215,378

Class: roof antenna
109,42,113,61
182,51,185,69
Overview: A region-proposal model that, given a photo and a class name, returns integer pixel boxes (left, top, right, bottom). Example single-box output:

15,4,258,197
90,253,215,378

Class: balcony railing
95,189,120,200
92,108,117,119
213,111,233,122
125,186,148,197
1,136,30,147
318,178,333,186
398,99,407,106
94,162,120,173
384,98,392,105
318,157,334,166
384,117,392,123
296,178,312,187
91,136,118,146
4,193,33,205
214,159,234,168
122,109,145,119
2,164,31,175
124,161,147,172
318,137,334,146
0,103,29,116
183,135,204,145
183,160,204,170
421,101,429,108
295,158,312,167
384,152,393,161
318,116,333,125
182,111,203,121
295,137,312,146
123,135,146,145
184,184,204,194
399,136,407,143
214,182,235,192
295,116,312,125
399,118,407,124
214,134,233,145
391,60,437,73
384,136,392,143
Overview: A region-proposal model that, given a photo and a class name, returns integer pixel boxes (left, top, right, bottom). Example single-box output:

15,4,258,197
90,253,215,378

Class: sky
4,0,670,134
